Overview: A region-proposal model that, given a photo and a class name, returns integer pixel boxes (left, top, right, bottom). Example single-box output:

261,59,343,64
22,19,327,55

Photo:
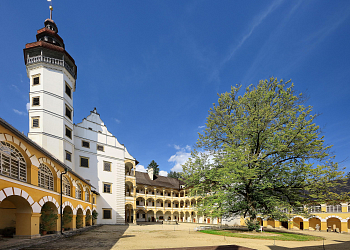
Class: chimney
147,168,154,180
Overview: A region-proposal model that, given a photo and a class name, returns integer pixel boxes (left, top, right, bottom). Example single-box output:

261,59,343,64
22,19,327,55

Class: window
103,209,112,219
65,82,72,98
85,189,90,202
32,97,40,106
327,204,342,213
32,75,40,85
65,105,72,120
0,141,27,182
309,205,321,213
65,126,72,139
65,151,72,161
82,140,90,148
88,127,92,130
62,176,71,196
80,156,89,168
103,183,111,193
75,185,82,199
32,117,40,128
38,163,54,190
93,196,95,204
103,161,111,172
97,145,104,151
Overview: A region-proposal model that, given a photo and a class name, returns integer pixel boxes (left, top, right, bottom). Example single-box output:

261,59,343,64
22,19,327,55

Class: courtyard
1,223,349,250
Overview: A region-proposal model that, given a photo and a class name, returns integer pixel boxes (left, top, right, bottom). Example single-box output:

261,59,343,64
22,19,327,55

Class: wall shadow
268,240,350,250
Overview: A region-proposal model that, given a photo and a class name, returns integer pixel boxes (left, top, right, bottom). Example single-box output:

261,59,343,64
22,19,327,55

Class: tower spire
50,5,53,20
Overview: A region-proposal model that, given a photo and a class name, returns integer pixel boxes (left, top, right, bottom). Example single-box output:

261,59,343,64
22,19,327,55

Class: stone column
133,209,136,224
321,220,327,231
82,215,86,228
341,203,348,213
72,215,77,230
341,220,347,233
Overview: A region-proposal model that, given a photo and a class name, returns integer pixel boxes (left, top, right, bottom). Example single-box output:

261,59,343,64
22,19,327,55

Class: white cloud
114,118,121,124
159,170,168,177
198,125,205,129
26,103,30,111
168,145,192,172
13,109,26,116
174,145,180,150
136,164,147,173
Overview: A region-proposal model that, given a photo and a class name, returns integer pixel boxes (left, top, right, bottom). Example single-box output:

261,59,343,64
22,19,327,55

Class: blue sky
0,0,349,176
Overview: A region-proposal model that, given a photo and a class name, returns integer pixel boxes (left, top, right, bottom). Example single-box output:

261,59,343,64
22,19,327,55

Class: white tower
24,10,77,168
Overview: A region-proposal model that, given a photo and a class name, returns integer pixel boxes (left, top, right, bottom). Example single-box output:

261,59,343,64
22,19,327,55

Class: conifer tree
147,160,160,175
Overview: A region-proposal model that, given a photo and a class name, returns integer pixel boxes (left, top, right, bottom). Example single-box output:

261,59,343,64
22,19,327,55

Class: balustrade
27,55,76,78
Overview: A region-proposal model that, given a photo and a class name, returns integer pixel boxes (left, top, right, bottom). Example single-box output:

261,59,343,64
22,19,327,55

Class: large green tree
147,160,160,175
182,77,345,226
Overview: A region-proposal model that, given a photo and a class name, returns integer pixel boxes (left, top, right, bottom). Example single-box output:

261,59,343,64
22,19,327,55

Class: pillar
15,213,40,238
303,220,309,230
321,221,327,231
263,219,267,227
72,215,77,230
275,220,281,228
133,209,136,224
341,221,347,233
56,215,61,233
341,203,348,213
82,215,86,228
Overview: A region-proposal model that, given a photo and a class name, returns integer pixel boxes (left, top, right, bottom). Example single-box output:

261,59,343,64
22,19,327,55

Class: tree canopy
147,160,159,175
182,77,345,224
168,171,183,179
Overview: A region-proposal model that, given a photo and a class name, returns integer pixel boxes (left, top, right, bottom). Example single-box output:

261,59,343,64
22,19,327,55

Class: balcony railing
27,55,76,79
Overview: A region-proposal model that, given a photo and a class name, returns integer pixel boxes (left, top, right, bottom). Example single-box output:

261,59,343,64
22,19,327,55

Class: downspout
60,168,68,234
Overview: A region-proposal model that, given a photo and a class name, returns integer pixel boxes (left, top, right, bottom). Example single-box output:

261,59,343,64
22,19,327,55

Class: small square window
65,82,72,98
80,156,89,168
97,145,104,151
103,161,111,172
103,209,112,219
103,183,111,193
65,126,72,139
32,97,40,106
82,140,90,148
32,117,39,128
65,105,72,120
33,76,40,85
65,151,72,161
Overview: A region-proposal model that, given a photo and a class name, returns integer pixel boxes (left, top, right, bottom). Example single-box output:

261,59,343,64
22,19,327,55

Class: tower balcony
27,54,76,79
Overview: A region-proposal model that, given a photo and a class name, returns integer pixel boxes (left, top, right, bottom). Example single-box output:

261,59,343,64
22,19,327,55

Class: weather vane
47,0,53,20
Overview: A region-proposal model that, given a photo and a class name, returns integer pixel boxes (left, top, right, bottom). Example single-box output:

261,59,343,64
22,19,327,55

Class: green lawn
199,229,324,241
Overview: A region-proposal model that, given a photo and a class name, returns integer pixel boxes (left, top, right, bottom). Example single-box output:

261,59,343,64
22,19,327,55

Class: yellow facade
0,120,97,238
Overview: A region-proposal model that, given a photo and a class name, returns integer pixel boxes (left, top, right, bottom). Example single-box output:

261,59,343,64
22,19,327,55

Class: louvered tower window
38,163,54,190
76,185,82,199
62,176,71,196
0,141,26,182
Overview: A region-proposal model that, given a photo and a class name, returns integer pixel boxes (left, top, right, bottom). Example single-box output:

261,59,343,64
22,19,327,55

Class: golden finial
47,0,53,20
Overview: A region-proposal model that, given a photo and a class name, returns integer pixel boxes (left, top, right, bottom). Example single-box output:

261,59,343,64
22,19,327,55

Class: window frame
65,151,72,162
65,126,72,139
103,183,112,193
97,144,104,152
65,105,72,120
80,156,89,168
31,117,40,128
103,161,111,172
65,81,72,98
82,140,90,148
32,96,40,106
32,74,40,86
38,163,54,191
102,208,112,219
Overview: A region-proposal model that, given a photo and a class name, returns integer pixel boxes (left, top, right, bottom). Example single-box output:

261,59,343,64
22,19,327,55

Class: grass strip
199,229,323,241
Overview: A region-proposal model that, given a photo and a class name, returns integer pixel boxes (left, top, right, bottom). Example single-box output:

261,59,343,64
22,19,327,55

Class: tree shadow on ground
19,225,130,250
268,240,350,250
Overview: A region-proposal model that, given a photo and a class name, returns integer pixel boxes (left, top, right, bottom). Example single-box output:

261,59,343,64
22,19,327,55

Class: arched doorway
147,210,155,222
62,206,73,230
327,217,341,232
76,208,84,229
164,211,171,221
185,212,190,222
180,212,184,222
293,217,304,230
309,217,321,231
267,218,275,228
85,209,92,226
136,209,146,222
40,202,58,234
173,211,179,221
125,204,133,223
0,195,33,237
156,211,164,221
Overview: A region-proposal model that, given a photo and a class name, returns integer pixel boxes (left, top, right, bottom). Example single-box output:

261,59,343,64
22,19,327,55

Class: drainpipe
60,168,67,234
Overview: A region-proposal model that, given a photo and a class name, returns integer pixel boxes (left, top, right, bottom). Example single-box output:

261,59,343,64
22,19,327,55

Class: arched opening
76,208,84,229
267,218,275,228
62,206,73,231
146,210,155,222
40,202,58,235
173,191,179,198
327,217,341,232
125,204,133,223
191,212,196,223
309,217,321,231
156,211,164,221
136,209,146,222
180,212,184,222
146,198,155,207
184,200,190,208
125,182,133,197
125,162,134,176
180,201,184,209
257,218,263,226
155,188,162,196
347,218,350,231
156,199,163,208
164,211,171,221
293,217,304,230
173,200,179,208
185,212,190,222
164,200,171,208
0,141,27,182
0,195,33,237
180,191,184,197
191,199,196,208
173,211,179,221
136,186,145,194
85,209,92,226
136,197,145,206
38,163,54,191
